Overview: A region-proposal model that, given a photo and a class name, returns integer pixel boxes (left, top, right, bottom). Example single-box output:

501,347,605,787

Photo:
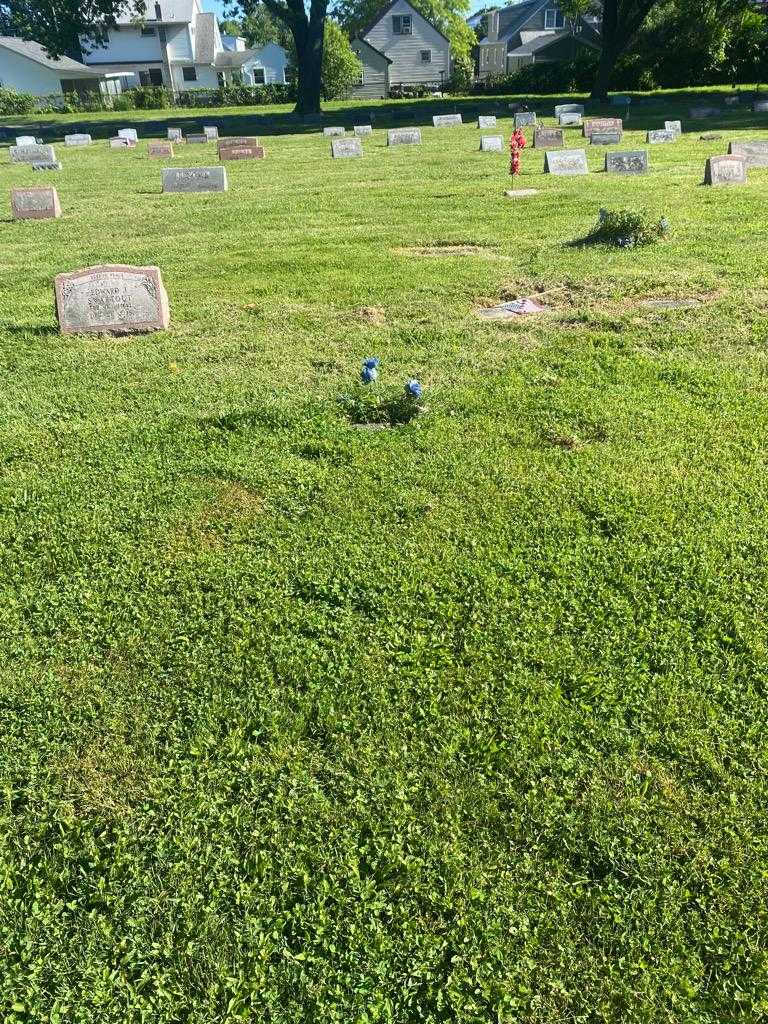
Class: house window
392,14,412,34
182,66,197,82
544,9,565,29
140,26,156,36
420,49,431,63
252,67,265,84
139,68,163,85
217,71,225,86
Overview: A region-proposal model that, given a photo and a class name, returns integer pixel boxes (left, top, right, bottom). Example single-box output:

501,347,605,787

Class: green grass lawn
1,90,768,1022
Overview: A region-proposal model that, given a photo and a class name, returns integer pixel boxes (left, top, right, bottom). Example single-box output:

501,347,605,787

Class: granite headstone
65,133,92,146
218,143,264,160
479,135,504,152
433,114,462,127
605,150,648,174
11,185,61,220
728,140,768,167
534,127,564,149
323,126,345,137
704,155,747,185
54,264,170,335
161,166,228,192
647,129,677,143
387,128,422,146
544,148,588,175
9,143,56,163
331,137,363,158
478,115,497,129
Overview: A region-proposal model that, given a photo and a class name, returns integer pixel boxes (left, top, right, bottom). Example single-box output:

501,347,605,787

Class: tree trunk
591,44,618,100
292,14,324,115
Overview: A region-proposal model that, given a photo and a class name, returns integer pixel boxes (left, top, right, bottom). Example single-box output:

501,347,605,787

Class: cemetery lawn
2,92,768,1022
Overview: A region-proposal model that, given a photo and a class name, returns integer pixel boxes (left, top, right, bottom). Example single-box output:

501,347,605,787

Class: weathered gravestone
109,137,136,148
354,125,373,136
534,127,564,149
219,136,259,149
162,166,228,192
31,161,62,171
480,135,504,152
605,150,648,175
10,143,56,164
700,132,723,141
11,185,61,220
148,141,174,158
704,155,747,185
558,112,583,126
387,128,422,146
167,128,183,142
583,118,622,138
514,111,536,128
478,115,497,129
218,143,264,160
690,106,721,118
665,120,682,134
323,126,345,137
186,134,208,144
203,126,219,140
590,130,623,145
65,133,92,146
753,100,768,113
331,137,362,158
54,264,170,335
554,103,584,118
647,129,677,143
433,114,462,127
728,140,768,167
118,128,138,142
16,135,36,145
544,149,588,175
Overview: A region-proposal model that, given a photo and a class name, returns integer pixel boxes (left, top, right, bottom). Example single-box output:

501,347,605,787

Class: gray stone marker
168,128,183,142
647,129,677,144
479,135,504,152
534,127,564,149
478,115,497,129
203,126,219,140
704,155,747,185
118,128,138,142
724,95,740,107
591,130,623,145
11,185,61,220
387,128,421,146
9,143,56,164
65,133,92,146
162,166,228,192
665,120,682,134
354,125,373,136
323,126,345,137
109,137,136,148
544,148,588,175
690,106,721,118
554,103,584,118
54,264,170,335
583,117,622,138
185,134,208,144
753,100,768,113
331,137,362,158
514,111,536,128
219,136,260,149
148,141,174,158
558,112,583,127
728,140,768,167
433,114,462,127
31,161,62,171
16,135,36,145
605,150,648,174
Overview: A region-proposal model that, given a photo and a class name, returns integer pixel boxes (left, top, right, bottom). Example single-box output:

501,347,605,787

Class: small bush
0,87,36,115
584,208,670,248
131,85,172,109
474,56,598,95
175,84,295,107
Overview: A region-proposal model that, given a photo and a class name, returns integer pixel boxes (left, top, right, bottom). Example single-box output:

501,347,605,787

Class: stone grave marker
54,264,170,335
16,135,36,145
167,128,183,142
753,100,768,113
9,143,56,163
11,185,61,220
354,125,373,136
203,126,219,140
118,128,138,142
558,112,583,127
433,114,462,127
724,95,740,107
387,128,422,146
331,137,362,158
31,161,62,171
647,129,677,144
583,118,622,138
728,140,768,167
186,134,208,144
665,120,682,134
219,136,259,149
65,133,92,146
590,130,623,145
478,115,497,129
700,132,723,141
323,126,345,137
148,141,174,158
534,127,564,149
690,106,721,118
218,143,264,161
162,166,228,192
544,148,588,175
554,103,584,118
109,137,136,148
704,154,747,185
605,150,648,175
514,111,536,128
480,135,504,152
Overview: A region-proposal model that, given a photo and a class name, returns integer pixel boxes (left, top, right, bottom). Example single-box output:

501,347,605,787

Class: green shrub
175,84,295,107
474,55,598,95
131,85,172,109
0,87,36,115
585,208,671,248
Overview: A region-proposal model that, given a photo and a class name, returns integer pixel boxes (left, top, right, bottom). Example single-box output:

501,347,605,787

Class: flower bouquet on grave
340,358,425,426
508,128,526,189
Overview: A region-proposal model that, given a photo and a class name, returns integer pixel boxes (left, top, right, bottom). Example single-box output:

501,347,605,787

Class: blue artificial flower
362,357,380,370
405,378,422,399
361,365,378,384
659,216,670,234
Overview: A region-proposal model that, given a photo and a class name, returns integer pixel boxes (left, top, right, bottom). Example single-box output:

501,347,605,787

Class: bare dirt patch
356,306,387,326
394,242,498,258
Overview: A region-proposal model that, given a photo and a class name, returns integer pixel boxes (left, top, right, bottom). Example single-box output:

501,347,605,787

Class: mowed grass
1,93,768,1022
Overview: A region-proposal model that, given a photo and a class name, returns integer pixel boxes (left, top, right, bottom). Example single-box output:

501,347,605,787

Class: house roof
351,35,393,64
0,35,105,76
361,0,450,45
479,0,551,45
214,48,255,68
508,27,599,56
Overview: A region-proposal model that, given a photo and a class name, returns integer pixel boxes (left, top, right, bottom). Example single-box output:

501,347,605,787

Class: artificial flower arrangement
341,358,425,426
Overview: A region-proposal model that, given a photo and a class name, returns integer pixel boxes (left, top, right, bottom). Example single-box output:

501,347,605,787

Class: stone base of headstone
504,189,539,198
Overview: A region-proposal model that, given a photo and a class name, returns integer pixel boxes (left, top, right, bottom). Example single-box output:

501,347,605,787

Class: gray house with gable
477,1,600,80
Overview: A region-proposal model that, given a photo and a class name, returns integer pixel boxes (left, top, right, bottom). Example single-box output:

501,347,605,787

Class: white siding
0,48,68,95
166,24,193,62
363,0,449,85
243,43,288,85
86,27,164,63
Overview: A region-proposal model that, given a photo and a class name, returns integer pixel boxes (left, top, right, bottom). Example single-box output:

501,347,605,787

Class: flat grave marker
323,126,345,137
544,148,588,175
605,150,648,175
148,141,174,158
558,112,583,127
480,135,504,152
54,264,170,335
534,127,564,149
185,134,208,144
647,129,677,143
331,137,362,158
11,185,61,220
109,137,136,148
65,133,92,146
704,154,747,185
161,166,228,192
478,115,497,129
433,114,462,127
10,143,56,164
387,128,422,146
31,161,62,171
728,140,768,167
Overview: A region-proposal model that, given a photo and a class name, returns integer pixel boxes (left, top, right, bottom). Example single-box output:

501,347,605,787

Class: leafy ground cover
1,90,767,1022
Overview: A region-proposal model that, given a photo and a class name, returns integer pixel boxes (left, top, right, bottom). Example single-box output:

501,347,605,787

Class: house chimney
154,2,162,19
487,9,500,42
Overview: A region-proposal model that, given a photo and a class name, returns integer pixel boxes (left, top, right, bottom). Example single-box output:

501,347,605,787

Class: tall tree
590,0,660,98
0,0,144,58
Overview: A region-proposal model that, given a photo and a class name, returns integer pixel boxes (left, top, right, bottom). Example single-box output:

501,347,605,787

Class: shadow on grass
2,324,58,338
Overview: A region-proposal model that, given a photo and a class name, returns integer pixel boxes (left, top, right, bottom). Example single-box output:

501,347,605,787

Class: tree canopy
0,0,144,58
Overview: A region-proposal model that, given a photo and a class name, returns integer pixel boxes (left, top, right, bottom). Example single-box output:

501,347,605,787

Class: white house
352,0,451,95
81,0,289,93
240,43,290,86
0,35,120,99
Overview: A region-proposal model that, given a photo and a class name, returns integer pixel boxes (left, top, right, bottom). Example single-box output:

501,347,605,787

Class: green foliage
583,208,670,248
340,383,423,426
0,0,145,59
476,55,599,95
0,86,36,114
322,20,362,100
174,83,295,106
131,84,173,109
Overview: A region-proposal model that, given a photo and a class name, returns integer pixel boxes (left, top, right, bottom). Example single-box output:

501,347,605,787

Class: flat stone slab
15,135,36,145
504,188,539,198
544,149,588,175
219,136,260,148
148,142,174,158
118,128,138,141
65,133,92,146
605,150,648,174
323,126,345,137
478,115,497,128
700,132,723,141
704,155,747,185
480,135,504,152
55,264,170,335
534,128,564,149
728,140,768,166
387,128,421,146
478,298,546,319
162,166,228,192
31,161,62,171
10,143,56,163
640,298,701,310
11,185,61,220
218,144,264,160
433,114,462,127
647,129,677,143
331,138,362,158
354,125,372,136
